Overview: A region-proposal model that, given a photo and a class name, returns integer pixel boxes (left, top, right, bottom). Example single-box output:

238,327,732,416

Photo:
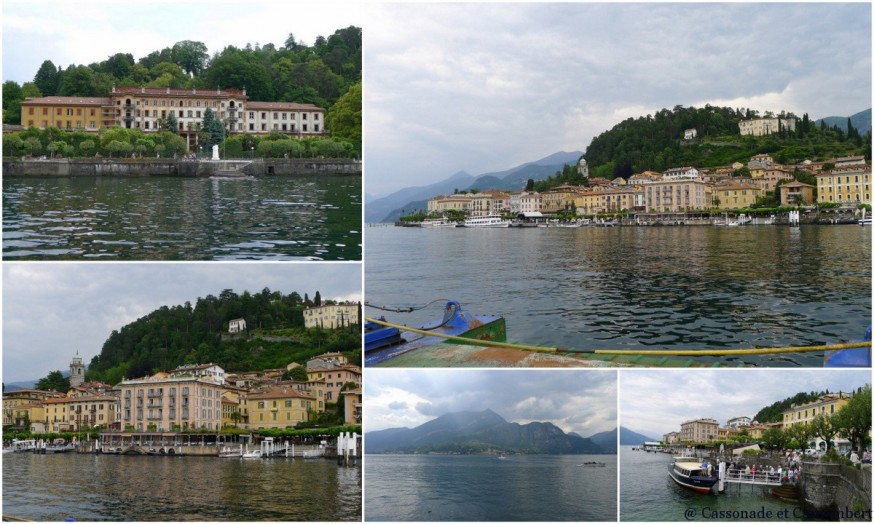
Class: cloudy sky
2,263,362,384
621,370,871,440
365,369,617,437
365,2,872,196
1,0,363,84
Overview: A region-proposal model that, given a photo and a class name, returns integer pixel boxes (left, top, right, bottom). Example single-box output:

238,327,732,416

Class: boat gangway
719,469,783,490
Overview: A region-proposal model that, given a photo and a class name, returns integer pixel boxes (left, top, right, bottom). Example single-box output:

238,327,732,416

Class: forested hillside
85,288,360,386
583,105,871,180
753,391,830,423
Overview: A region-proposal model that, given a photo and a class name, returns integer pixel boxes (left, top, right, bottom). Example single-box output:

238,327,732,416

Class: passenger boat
219,445,243,458
668,457,718,494
365,300,506,366
462,215,510,228
581,461,605,467
421,217,457,227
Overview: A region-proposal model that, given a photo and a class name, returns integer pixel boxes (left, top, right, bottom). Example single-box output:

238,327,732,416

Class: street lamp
251,146,255,159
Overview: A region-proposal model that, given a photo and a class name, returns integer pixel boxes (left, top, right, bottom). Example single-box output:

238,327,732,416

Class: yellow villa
246,386,315,430
712,183,763,209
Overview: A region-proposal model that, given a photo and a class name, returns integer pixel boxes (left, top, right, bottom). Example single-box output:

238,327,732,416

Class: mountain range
365,408,613,454
815,108,871,135
364,151,583,223
619,426,659,446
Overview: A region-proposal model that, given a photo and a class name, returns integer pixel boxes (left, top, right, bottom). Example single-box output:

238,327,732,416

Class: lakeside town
629,385,872,520
409,117,871,226
2,302,362,459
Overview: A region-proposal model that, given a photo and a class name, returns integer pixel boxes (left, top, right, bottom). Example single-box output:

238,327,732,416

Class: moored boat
462,215,510,228
421,217,457,227
668,458,718,494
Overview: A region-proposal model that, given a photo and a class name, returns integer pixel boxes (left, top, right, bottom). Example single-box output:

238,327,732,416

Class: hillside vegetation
583,105,871,180
85,288,360,385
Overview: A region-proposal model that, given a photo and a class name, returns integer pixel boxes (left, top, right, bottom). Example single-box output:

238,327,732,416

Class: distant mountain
365,151,583,223
815,109,871,135
365,408,611,454
588,428,618,453
619,426,659,446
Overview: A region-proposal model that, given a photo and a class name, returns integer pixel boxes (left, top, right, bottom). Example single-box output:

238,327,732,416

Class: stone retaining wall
2,158,361,177
798,461,872,521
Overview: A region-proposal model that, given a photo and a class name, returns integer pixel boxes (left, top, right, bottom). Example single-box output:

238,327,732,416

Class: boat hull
668,463,718,494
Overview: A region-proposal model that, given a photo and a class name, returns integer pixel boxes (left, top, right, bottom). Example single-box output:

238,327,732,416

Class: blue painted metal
365,301,505,366
823,326,871,367
364,317,401,352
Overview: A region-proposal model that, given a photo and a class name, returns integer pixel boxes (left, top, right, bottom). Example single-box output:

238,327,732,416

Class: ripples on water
365,454,616,521
2,453,361,521
620,447,799,522
3,176,361,260
365,226,871,366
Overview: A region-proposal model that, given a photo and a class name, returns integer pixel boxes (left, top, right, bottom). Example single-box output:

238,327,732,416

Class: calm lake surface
364,225,871,366
3,176,361,260
364,454,617,521
620,446,799,521
1,453,361,521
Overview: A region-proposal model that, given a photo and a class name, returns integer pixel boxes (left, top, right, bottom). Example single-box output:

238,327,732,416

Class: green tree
3,80,23,125
165,112,179,134
33,60,60,96
36,370,70,392
832,385,872,454
809,413,839,451
326,81,361,153
171,40,209,76
201,108,225,151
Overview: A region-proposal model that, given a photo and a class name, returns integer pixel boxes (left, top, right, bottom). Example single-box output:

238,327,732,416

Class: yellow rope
365,317,871,357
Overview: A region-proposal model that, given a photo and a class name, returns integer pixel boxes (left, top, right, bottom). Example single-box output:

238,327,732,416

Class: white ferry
421,217,457,228
462,215,510,228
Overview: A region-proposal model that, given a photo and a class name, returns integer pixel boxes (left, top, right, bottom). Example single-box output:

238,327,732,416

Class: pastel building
782,392,854,429
680,418,719,444
246,386,315,430
118,373,224,431
712,183,763,209
816,164,871,205
303,304,359,329
644,179,709,212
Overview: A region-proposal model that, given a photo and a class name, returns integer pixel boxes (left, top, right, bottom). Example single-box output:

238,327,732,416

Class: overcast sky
365,2,873,196
2,263,362,384
621,370,871,441
1,0,363,84
365,369,617,437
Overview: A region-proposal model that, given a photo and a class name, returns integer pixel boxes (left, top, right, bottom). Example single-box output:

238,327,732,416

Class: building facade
644,179,709,212
782,392,854,429
680,418,719,444
816,165,871,205
303,303,359,329
246,387,315,430
738,117,797,136
19,86,327,150
118,374,224,431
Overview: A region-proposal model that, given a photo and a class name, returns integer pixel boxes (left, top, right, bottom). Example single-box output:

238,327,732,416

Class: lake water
364,454,616,521
1,452,361,521
620,446,799,521
3,176,361,260
364,225,871,366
